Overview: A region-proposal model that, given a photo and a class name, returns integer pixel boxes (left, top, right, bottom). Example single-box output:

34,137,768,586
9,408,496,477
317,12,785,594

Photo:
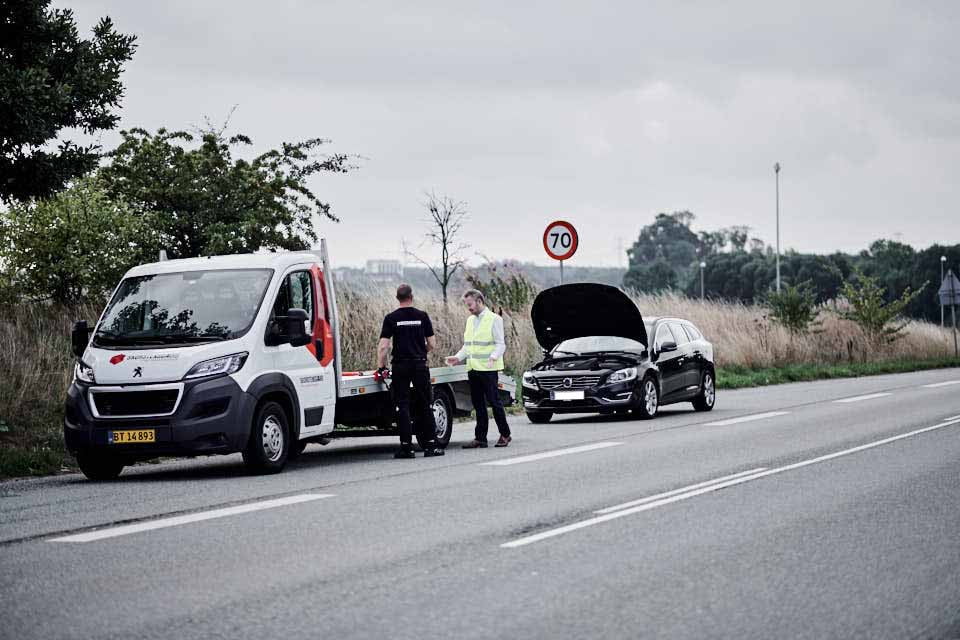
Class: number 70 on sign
542,220,579,261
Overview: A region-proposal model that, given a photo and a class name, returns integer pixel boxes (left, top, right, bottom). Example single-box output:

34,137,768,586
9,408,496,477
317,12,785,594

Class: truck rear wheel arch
247,374,301,442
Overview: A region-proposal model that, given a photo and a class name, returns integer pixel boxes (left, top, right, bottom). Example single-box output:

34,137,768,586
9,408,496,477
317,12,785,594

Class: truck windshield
93,269,274,347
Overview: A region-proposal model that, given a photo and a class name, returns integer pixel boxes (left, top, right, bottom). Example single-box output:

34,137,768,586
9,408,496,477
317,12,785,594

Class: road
2,368,960,639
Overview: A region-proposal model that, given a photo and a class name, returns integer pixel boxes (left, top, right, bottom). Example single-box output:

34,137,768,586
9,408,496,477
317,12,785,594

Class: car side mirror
659,341,678,353
285,308,311,347
71,321,91,358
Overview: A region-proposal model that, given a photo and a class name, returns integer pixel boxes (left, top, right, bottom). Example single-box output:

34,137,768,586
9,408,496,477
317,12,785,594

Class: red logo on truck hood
109,354,125,365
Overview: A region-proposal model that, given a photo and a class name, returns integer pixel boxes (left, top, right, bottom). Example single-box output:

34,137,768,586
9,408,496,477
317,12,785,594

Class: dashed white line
501,416,960,548
480,442,623,466
703,411,790,427
922,380,960,389
833,392,892,404
51,494,334,543
594,468,767,515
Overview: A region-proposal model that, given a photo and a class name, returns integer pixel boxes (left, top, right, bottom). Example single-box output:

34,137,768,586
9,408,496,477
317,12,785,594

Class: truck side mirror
71,321,91,358
285,308,311,347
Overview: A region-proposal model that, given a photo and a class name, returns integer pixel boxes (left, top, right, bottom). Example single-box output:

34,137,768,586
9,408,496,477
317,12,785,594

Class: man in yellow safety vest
445,289,512,447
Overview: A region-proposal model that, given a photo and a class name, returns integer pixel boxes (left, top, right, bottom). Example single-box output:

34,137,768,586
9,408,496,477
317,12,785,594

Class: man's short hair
396,283,413,302
462,288,485,304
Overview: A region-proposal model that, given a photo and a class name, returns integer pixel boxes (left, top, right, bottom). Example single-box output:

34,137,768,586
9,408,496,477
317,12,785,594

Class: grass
1,289,957,478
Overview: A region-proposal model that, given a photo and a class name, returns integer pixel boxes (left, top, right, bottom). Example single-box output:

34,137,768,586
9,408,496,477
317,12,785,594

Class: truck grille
536,374,602,390
92,389,180,417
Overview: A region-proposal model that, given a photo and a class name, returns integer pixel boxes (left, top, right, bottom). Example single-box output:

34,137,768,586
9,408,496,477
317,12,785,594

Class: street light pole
942,255,947,327
699,261,706,300
774,162,781,292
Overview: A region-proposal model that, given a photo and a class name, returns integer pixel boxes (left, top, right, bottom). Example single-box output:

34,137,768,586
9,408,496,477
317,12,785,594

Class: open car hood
531,283,647,352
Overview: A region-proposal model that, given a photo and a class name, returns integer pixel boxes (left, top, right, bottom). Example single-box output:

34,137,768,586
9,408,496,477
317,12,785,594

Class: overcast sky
66,0,960,267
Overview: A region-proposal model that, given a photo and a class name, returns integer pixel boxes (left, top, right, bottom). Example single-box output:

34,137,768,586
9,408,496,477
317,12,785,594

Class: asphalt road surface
2,368,960,640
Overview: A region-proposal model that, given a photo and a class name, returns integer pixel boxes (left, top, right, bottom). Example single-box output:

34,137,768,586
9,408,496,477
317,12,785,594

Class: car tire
77,451,125,481
692,369,716,412
242,401,290,474
526,411,553,424
418,389,454,449
634,375,659,420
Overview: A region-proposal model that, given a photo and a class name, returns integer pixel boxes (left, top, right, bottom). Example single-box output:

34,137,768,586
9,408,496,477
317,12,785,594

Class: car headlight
75,361,96,384
606,367,637,384
184,352,249,380
522,372,538,388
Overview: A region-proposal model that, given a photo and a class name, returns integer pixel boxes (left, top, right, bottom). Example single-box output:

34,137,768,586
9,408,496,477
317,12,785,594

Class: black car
521,283,716,422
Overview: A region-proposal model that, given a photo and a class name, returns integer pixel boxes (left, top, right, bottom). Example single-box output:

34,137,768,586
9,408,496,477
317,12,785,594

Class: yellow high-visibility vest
463,310,504,372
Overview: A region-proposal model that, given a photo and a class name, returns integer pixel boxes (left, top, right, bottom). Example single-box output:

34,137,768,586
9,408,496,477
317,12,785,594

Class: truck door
267,267,337,437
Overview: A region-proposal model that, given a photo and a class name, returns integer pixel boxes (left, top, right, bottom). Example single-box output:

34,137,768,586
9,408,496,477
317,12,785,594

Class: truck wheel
692,370,716,412
77,452,125,481
633,376,659,420
526,411,553,424
419,390,453,449
242,401,290,474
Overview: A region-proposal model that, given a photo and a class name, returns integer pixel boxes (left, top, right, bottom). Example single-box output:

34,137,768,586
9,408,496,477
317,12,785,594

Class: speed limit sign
543,220,578,261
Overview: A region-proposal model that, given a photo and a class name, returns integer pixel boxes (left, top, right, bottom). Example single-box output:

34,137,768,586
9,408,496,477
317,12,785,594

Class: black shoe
394,448,415,459
423,448,445,457
462,440,488,449
495,435,512,447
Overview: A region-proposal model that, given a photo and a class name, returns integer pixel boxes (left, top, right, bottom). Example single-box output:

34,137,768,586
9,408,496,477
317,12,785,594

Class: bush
765,281,822,334
838,270,926,346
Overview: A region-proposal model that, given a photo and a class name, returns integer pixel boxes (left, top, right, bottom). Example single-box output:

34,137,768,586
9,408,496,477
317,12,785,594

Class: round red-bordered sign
543,220,579,261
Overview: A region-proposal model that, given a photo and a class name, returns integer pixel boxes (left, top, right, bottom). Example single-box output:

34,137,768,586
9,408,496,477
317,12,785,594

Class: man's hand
445,356,461,366
486,357,497,368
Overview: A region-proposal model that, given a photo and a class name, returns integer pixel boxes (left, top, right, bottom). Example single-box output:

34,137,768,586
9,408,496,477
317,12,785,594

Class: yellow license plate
110,429,156,444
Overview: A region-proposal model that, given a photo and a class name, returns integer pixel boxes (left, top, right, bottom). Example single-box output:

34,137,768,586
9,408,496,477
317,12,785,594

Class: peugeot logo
563,377,573,388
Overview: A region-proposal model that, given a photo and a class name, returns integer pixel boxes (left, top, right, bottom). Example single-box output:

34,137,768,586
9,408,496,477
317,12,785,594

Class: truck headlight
606,367,637,384
184,352,248,380
75,361,96,384
522,372,538,388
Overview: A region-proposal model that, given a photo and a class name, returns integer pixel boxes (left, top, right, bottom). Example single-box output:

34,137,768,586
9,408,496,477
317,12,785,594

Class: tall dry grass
0,288,955,462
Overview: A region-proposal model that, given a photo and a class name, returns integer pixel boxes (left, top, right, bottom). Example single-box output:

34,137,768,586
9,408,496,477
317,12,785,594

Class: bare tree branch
404,191,470,305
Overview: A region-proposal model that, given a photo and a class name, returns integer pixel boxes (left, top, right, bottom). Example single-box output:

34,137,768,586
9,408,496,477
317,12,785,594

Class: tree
464,260,537,313
838,270,926,345
765,281,822,334
405,192,469,305
0,0,136,203
97,124,352,258
624,211,699,293
0,177,152,305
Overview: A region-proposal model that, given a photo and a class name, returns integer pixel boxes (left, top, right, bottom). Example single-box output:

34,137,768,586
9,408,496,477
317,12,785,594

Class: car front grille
92,389,180,417
536,374,603,390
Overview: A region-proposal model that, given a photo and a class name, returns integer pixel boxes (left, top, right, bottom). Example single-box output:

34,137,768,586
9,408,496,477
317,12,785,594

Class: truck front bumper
64,375,256,459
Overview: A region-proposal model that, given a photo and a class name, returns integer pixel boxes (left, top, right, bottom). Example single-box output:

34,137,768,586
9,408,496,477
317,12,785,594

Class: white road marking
51,494,334,543
922,380,960,389
480,442,623,466
501,417,960,548
833,392,892,403
593,468,768,515
703,411,789,427
943,415,960,422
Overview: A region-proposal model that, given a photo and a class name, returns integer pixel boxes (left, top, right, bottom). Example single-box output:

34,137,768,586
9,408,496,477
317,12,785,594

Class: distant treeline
623,211,959,322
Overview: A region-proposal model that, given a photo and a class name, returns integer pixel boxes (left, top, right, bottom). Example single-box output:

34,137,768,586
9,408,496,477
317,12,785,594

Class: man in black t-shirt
377,284,444,459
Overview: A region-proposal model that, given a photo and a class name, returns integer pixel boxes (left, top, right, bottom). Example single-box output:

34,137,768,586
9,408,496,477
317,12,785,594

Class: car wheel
692,370,716,412
526,411,553,424
418,389,453,449
634,376,659,420
77,451,125,481
242,401,290,474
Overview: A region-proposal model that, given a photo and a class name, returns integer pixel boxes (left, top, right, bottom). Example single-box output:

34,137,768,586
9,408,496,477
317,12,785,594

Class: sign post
939,269,960,358
543,221,579,284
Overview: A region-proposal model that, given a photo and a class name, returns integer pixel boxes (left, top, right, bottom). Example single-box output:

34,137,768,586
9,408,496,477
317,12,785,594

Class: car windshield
552,336,646,355
94,269,274,347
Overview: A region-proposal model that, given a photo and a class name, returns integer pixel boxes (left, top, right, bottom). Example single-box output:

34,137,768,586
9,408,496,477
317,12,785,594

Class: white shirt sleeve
490,314,506,360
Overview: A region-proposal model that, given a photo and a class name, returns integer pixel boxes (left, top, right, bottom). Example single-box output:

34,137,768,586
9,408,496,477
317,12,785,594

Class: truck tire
419,389,453,449
526,411,553,424
692,370,716,412
633,375,659,420
77,451,125,481
242,401,290,474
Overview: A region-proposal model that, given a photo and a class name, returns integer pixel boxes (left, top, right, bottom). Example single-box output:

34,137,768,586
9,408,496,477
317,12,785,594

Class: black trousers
391,361,438,448
468,369,510,442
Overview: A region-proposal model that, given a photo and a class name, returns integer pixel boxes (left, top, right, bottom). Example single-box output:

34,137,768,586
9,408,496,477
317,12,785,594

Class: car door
680,322,708,386
267,267,337,437
653,322,684,399
669,321,700,392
